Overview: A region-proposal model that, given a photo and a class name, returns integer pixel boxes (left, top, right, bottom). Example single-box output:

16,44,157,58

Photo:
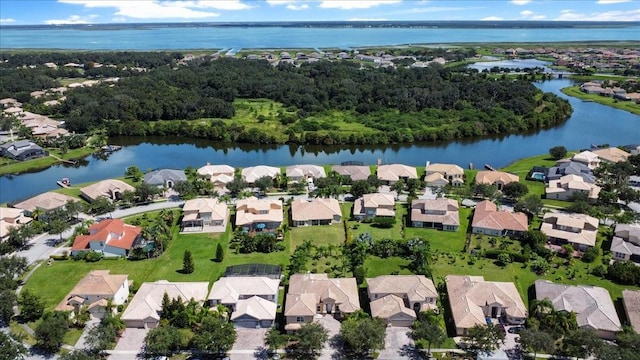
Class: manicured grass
349,204,406,240
404,207,472,253
562,85,640,116
9,321,36,345
0,147,95,176
63,328,83,347
289,225,345,252
365,256,412,278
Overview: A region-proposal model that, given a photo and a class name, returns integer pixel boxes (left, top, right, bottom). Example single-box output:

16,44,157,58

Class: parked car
508,326,525,334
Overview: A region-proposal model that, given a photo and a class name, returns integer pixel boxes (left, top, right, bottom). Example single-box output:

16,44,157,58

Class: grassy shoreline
0,147,96,176
561,85,640,116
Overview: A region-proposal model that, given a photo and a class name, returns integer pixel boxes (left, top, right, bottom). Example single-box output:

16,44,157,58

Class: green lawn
289,225,345,252
404,207,472,253
562,85,640,116
349,204,406,240
0,147,95,176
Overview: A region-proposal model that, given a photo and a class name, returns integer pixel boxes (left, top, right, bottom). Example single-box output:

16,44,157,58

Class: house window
317,305,322,312
374,294,378,299
296,316,305,322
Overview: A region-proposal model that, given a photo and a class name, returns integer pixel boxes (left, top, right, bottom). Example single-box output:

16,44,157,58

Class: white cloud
391,6,485,15
266,1,309,10
597,0,631,4
319,1,401,10
481,16,504,20
0,18,16,24
520,9,545,19
555,8,640,20
171,1,252,10
112,17,127,22
347,17,389,21
57,0,236,19
511,0,531,5
44,14,93,24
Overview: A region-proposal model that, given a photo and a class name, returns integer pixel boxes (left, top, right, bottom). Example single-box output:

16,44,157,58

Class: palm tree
530,298,554,319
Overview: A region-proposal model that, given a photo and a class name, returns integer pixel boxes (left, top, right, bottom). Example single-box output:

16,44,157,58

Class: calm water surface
1,79,638,204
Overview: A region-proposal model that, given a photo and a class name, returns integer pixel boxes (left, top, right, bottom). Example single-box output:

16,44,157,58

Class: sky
1,0,640,25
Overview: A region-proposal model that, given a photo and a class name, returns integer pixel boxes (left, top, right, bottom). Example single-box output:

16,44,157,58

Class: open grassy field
562,85,640,116
289,225,345,252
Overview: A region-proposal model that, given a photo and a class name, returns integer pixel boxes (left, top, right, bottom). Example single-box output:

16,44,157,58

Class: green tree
515,195,543,216
35,312,69,353
182,250,194,274
497,252,512,267
124,165,143,182
60,350,94,360
462,323,505,355
349,180,373,198
339,312,386,357
0,331,27,360
189,316,237,354
65,200,83,222
503,182,529,200
144,325,182,357
291,322,328,358
47,218,69,244
85,315,123,356
254,176,274,194
549,146,568,160
518,328,555,359
19,289,44,322
265,327,288,354
134,182,162,203
411,315,446,356
88,197,116,216
215,243,224,262
561,327,604,358
0,290,17,323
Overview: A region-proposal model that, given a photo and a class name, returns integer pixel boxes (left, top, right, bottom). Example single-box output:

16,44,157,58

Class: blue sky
1,0,639,25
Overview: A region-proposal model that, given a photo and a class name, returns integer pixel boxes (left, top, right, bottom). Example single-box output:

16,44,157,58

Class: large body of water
1,79,639,204
1,24,640,50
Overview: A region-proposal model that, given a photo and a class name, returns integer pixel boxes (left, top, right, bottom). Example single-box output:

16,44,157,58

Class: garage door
390,319,414,327
235,320,259,328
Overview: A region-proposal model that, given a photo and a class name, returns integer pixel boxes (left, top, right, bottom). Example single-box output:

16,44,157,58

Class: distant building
143,169,186,189
0,140,47,161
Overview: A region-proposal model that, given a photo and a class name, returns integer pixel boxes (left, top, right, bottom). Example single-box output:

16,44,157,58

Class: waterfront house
592,147,630,163
235,197,283,232
424,163,464,186
540,212,598,252
446,275,527,336
284,273,360,331
12,192,76,216
331,165,371,182
286,164,326,182
71,219,143,257
545,174,601,202
143,169,186,189
610,223,640,263
241,165,280,184
367,275,438,326
197,163,235,188
290,198,342,227
353,193,395,221
534,280,621,340
474,171,519,191
208,276,280,328
0,140,47,161
471,200,528,237
55,270,129,319
622,290,640,333
121,280,209,328
0,207,31,241
181,198,228,233
571,151,601,170
410,199,459,231
547,161,595,184
80,179,135,203
424,172,450,188
377,164,418,185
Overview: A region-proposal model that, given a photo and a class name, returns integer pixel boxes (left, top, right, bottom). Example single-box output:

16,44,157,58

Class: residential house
534,280,621,340
367,275,438,327
610,223,640,263
143,169,186,189
0,98,21,108
241,165,280,184
592,147,630,163
545,174,601,202
425,163,464,186
331,165,371,182
353,193,395,221
446,275,526,336
235,197,283,232
71,219,143,257
424,172,450,188
208,276,280,328
121,280,209,328
284,273,360,331
377,164,418,185
197,164,235,191
541,213,599,252
80,179,135,203
471,200,528,237
630,175,640,187
474,171,519,191
571,151,601,170
547,161,595,184
12,191,76,216
55,270,129,319
0,140,47,161
286,164,326,182
622,290,640,333
181,198,228,233
0,207,31,241
410,199,459,231
291,198,342,227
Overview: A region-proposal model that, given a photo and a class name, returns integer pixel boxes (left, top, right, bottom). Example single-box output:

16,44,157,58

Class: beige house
181,198,228,233
241,165,281,184
291,198,342,226
571,151,601,170
12,191,76,215
471,200,528,237
540,213,598,251
235,197,283,232
425,163,464,186
545,174,601,202
592,147,630,163
208,276,280,328
284,274,360,331
446,275,527,335
331,165,371,181
55,270,129,319
622,290,640,333
475,171,519,191
410,199,459,231
534,280,621,340
197,164,235,192
353,193,395,220
80,179,135,202
377,164,418,185
367,275,438,327
0,207,32,241
286,164,326,182
610,223,640,263
424,172,450,188
121,280,209,328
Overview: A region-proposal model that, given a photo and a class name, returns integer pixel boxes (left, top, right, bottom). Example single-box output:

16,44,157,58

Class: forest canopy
0,51,572,145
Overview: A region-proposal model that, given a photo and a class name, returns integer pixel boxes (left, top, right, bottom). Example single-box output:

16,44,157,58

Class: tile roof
546,174,601,198
235,197,283,226
80,179,135,202
622,290,640,333
377,164,418,182
55,270,128,311
370,294,417,321
286,164,326,179
13,192,76,212
540,213,599,247
291,198,341,222
425,163,464,176
241,165,280,183
208,277,279,304
285,274,360,317
353,193,395,218
197,164,234,177
471,200,528,232
592,147,630,163
367,275,438,304
475,171,519,185
182,198,228,220
411,199,459,226
143,169,186,185
331,165,371,181
71,219,142,251
231,296,277,322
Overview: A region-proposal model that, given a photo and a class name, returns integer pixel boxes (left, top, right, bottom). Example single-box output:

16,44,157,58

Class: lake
1,79,638,204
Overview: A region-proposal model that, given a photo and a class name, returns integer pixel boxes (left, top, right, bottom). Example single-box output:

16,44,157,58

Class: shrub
372,216,396,228
581,247,600,263
85,251,103,262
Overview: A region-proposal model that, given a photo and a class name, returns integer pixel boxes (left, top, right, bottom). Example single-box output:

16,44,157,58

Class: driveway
315,315,340,360
378,327,413,360
229,327,268,360
109,328,149,360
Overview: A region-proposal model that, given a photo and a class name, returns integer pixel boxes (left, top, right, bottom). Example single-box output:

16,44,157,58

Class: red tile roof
72,219,141,251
